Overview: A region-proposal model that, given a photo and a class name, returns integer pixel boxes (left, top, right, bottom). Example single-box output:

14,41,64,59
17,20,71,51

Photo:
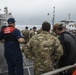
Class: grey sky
0,0,76,25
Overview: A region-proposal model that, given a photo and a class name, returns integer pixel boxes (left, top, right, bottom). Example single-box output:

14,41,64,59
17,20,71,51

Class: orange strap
72,70,76,75
3,27,16,34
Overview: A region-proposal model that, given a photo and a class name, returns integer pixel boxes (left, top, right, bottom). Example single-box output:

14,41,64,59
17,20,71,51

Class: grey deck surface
0,43,34,75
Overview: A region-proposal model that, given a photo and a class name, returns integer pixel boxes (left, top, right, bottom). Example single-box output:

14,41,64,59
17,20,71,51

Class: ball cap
53,23,64,31
7,18,15,24
53,23,60,30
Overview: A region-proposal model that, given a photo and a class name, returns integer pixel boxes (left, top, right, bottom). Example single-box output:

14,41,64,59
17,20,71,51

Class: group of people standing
0,18,76,75
21,26,37,44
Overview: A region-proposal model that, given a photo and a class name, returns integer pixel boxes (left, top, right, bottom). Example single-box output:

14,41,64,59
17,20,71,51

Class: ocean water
16,25,42,31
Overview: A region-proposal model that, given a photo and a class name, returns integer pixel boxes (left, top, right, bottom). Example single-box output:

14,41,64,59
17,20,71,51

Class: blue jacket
0,26,22,54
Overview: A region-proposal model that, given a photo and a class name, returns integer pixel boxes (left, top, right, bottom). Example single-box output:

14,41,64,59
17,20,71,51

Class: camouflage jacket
21,29,30,43
29,30,37,39
22,31,63,75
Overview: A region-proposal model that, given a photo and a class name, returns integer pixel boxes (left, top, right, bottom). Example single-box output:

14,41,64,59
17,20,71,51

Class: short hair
25,26,28,29
42,21,50,31
33,27,36,29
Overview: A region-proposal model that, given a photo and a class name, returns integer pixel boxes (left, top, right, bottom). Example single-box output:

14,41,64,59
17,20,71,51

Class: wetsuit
58,31,76,75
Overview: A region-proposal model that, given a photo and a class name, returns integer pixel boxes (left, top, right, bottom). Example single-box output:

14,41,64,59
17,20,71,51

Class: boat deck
0,43,34,75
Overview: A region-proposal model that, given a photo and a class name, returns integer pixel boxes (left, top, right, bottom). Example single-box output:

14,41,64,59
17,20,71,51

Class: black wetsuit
58,31,76,75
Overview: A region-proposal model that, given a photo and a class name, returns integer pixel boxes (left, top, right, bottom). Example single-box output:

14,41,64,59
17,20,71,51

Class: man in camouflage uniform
37,28,42,34
29,27,37,39
21,26,30,43
22,21,63,75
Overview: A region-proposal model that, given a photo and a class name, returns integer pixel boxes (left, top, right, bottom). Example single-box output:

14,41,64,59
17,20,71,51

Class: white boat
60,19,76,35
0,6,13,31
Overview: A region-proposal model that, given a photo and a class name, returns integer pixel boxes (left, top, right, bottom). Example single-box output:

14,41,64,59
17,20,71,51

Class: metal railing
41,63,76,75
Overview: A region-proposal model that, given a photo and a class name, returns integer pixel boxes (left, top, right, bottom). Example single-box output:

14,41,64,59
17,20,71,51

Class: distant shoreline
16,24,53,31
16,25,41,31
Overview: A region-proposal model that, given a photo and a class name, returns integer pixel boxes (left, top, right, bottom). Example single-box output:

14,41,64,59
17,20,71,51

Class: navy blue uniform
0,26,23,75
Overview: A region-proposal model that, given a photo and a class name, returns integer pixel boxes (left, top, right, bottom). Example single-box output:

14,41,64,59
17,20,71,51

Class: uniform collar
41,31,49,34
